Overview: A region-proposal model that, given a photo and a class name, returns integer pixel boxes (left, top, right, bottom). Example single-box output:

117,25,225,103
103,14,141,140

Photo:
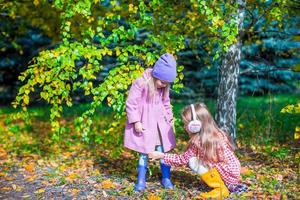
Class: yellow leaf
107,50,113,56
115,47,121,56
94,169,100,175
179,73,184,80
2,187,11,191
24,95,29,105
34,189,45,194
59,165,66,172
86,53,92,59
242,191,254,197
128,4,134,12
16,185,22,192
256,174,265,181
219,20,224,26
26,175,38,182
147,193,162,200
70,188,79,196
33,0,39,6
67,173,77,180
62,152,72,158
239,124,244,129
12,184,17,190
5,177,13,181
90,74,96,79
24,163,35,172
41,180,49,186
102,179,115,189
295,126,300,140
66,21,71,26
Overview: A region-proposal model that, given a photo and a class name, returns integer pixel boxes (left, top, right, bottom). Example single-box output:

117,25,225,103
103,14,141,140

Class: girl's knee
188,157,209,175
138,153,148,166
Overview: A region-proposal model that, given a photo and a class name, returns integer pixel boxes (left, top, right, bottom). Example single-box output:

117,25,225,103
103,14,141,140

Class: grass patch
0,94,298,156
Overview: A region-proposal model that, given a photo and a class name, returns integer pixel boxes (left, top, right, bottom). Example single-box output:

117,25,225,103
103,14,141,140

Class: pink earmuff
187,104,202,133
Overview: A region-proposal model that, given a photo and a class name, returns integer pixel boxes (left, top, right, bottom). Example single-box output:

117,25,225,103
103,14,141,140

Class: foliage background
0,0,299,198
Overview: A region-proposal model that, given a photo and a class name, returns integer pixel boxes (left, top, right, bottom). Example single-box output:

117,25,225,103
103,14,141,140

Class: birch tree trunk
216,0,245,140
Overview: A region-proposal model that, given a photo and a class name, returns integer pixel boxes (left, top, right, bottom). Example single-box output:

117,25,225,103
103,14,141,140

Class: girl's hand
169,118,174,125
149,151,164,160
134,121,145,133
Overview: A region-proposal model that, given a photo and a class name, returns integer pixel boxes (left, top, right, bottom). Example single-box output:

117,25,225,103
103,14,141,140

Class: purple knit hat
152,53,177,82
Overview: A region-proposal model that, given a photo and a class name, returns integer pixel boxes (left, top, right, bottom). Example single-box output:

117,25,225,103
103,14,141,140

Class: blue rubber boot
160,162,174,189
134,165,147,191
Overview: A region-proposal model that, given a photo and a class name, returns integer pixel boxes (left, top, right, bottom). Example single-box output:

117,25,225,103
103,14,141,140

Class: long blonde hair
181,103,236,163
146,76,170,102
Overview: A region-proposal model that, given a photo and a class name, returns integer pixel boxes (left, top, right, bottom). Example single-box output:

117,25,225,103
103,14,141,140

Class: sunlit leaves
281,103,300,114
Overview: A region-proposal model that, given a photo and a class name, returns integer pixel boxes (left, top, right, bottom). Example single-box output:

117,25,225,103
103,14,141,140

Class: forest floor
0,135,298,199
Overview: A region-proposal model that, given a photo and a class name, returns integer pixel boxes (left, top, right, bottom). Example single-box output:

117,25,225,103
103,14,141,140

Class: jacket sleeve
163,145,197,167
126,79,144,124
162,93,173,121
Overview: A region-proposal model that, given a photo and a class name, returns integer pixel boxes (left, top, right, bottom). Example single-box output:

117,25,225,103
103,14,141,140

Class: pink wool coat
124,69,176,154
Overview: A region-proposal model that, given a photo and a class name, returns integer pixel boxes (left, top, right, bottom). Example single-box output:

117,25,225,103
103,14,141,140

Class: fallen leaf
59,165,66,172
87,179,96,184
26,174,38,182
67,173,77,180
102,179,115,189
5,177,13,181
24,163,35,172
0,147,8,159
94,169,100,175
241,167,251,175
256,174,265,181
41,180,49,186
1,187,11,191
34,188,45,194
70,188,79,196
242,191,254,197
49,161,58,168
147,193,162,200
16,186,22,192
273,193,282,200
103,190,108,197
12,184,17,190
37,160,44,165
62,152,72,158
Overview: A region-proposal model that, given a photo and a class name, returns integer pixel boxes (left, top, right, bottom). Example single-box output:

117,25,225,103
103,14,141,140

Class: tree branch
243,3,277,34
240,67,294,75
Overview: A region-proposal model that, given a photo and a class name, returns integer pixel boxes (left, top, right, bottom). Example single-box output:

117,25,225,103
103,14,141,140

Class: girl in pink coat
124,53,177,191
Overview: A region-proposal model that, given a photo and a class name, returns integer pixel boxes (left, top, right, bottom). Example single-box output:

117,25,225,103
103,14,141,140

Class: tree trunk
216,0,245,140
